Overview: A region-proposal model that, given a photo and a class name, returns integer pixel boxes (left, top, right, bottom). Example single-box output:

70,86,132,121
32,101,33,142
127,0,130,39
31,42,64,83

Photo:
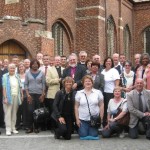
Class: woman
88,61,104,93
136,53,150,90
25,59,45,133
75,75,104,140
51,77,75,140
101,86,128,138
16,62,28,130
121,61,134,98
85,59,92,74
101,57,120,127
3,63,23,136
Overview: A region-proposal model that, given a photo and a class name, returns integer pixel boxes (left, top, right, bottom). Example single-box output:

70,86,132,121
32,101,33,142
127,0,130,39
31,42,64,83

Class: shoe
26,128,33,134
34,129,39,134
6,131,11,136
12,130,19,134
119,131,125,138
54,132,60,139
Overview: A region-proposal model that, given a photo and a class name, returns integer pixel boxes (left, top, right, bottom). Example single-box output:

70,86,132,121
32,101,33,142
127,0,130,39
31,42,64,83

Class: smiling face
135,78,144,92
105,58,112,69
113,88,121,98
141,55,149,66
18,63,25,73
83,78,93,89
8,64,16,75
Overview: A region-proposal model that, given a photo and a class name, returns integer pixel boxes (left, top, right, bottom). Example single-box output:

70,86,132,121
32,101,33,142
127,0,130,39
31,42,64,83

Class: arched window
107,16,116,57
123,25,131,59
52,21,73,56
143,26,150,54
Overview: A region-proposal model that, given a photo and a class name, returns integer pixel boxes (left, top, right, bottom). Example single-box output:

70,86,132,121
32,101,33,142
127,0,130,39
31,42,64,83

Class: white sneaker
12,130,19,134
6,131,11,136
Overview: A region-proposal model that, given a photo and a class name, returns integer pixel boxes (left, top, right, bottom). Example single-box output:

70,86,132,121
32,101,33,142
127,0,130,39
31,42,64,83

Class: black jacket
51,89,76,121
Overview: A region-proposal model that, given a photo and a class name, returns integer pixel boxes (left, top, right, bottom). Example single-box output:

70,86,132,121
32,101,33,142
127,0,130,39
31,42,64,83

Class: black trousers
55,115,74,140
44,98,55,129
103,92,114,127
27,94,42,129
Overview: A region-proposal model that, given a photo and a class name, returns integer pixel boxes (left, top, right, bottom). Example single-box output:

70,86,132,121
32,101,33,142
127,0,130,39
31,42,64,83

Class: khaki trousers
3,95,19,132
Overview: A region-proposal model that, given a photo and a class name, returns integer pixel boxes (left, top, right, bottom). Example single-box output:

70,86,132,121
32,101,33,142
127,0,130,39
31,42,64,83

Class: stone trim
76,15,105,21
3,16,22,21
25,18,45,24
35,30,52,39
76,5,105,11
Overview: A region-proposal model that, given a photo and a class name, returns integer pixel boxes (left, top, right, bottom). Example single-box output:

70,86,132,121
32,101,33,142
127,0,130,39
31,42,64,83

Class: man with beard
62,53,87,91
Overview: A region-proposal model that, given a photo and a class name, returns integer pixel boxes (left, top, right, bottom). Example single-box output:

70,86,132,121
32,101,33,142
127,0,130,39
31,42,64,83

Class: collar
81,88,95,93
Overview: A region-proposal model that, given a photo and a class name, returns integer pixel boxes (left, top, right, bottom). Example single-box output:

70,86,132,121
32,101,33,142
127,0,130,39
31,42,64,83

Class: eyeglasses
125,65,131,67
81,56,86,58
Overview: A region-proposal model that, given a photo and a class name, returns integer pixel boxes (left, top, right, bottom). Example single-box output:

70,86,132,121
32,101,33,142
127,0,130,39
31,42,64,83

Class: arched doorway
0,40,28,61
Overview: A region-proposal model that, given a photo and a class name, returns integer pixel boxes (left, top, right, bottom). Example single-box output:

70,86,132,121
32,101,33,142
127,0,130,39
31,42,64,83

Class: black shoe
0,131,1,135
146,137,150,140
26,128,33,134
54,132,60,139
34,129,39,134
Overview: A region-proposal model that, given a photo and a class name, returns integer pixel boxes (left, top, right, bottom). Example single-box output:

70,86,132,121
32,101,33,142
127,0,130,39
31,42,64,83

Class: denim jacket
2,73,22,105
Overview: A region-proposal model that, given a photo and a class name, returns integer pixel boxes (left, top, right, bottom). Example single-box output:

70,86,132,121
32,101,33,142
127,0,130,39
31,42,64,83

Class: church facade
0,0,150,61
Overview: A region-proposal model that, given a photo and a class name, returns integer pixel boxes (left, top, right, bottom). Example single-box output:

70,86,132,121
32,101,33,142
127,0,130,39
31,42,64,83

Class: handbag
33,106,50,123
84,93,101,128
114,100,130,126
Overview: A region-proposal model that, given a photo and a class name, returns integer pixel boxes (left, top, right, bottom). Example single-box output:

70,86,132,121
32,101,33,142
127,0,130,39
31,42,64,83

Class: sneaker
6,131,11,136
119,131,125,138
12,130,19,134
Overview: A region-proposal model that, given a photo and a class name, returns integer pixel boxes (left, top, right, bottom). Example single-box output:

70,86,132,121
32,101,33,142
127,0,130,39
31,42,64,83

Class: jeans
79,120,98,137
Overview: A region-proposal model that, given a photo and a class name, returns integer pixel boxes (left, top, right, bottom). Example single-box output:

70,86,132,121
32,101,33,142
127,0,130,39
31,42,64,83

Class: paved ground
0,128,149,150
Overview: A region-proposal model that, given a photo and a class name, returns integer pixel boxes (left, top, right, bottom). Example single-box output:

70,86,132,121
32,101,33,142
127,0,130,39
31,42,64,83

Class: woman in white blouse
101,57,120,127
75,75,104,140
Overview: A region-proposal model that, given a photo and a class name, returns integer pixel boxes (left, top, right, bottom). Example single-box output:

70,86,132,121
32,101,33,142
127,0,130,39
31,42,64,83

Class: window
107,16,116,57
52,23,64,56
143,27,150,54
123,25,131,59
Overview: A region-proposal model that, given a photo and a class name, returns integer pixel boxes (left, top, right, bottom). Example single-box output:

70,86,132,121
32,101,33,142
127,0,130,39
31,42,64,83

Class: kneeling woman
75,75,104,140
101,86,128,138
51,77,76,140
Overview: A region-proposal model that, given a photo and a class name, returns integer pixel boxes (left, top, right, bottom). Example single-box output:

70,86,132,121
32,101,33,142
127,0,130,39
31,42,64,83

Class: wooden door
0,40,26,61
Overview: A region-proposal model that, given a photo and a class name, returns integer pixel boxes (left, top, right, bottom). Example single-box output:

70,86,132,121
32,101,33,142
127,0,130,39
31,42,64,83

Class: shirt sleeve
98,90,104,102
121,99,128,112
75,91,80,102
112,68,120,80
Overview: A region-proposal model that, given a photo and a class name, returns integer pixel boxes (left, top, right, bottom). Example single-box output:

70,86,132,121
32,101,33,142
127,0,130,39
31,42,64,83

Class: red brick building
0,0,150,61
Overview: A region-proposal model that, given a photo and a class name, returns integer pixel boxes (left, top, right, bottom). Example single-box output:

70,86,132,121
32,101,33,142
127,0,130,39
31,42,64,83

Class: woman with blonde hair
75,75,104,140
51,76,76,140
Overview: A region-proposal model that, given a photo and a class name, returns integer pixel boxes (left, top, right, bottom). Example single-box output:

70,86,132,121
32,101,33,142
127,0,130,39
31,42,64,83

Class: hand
72,83,77,89
76,119,81,127
109,118,116,122
3,98,8,104
27,95,32,104
104,124,109,130
58,117,66,124
39,94,45,102
144,112,150,116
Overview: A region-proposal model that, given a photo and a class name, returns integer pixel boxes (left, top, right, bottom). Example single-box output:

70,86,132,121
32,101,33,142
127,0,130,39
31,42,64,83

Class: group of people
0,51,150,141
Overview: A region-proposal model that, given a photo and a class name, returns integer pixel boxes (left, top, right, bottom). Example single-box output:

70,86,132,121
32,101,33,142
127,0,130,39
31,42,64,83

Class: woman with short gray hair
3,63,23,136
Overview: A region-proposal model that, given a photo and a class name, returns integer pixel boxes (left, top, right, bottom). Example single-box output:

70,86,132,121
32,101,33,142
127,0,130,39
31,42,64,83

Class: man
24,59,30,73
92,54,103,72
112,53,122,75
127,78,150,139
62,53,86,90
119,54,126,67
78,51,87,67
36,52,43,66
11,55,19,73
2,59,9,74
133,54,141,85
61,55,67,68
39,54,51,75
49,56,55,67
54,55,65,89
